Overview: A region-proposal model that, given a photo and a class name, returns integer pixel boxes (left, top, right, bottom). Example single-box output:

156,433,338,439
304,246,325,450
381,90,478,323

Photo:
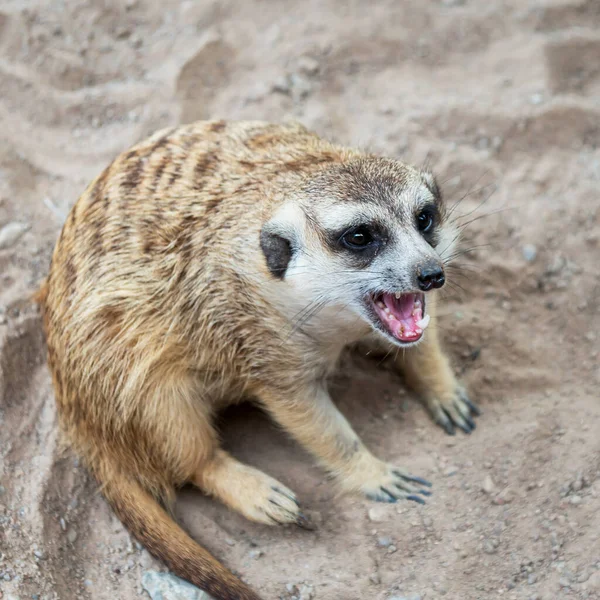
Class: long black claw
403,474,432,488
407,495,426,505
419,489,432,497
296,512,316,531
465,415,476,430
463,396,482,416
456,419,473,434
439,416,456,435
271,486,300,506
380,487,398,503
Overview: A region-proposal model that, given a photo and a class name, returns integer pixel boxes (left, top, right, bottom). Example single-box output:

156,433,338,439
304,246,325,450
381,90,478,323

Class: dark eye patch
325,221,388,266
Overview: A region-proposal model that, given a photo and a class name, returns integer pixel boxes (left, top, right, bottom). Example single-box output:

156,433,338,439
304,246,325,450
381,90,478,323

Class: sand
1,0,599,599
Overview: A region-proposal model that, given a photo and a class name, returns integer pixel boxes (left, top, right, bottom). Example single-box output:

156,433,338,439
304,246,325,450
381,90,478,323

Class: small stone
569,495,582,506
377,536,393,548
530,93,544,105
559,577,571,588
67,529,78,543
272,75,291,94
297,56,319,76
0,222,29,250
368,506,390,522
522,244,537,262
493,488,515,505
142,571,214,599
116,26,132,39
586,570,600,591
298,584,314,600
482,475,495,494
285,583,297,593
387,545,397,554
33,549,45,560
369,573,381,585
483,538,499,554
444,465,458,477
528,573,538,584
59,518,66,531
248,549,263,560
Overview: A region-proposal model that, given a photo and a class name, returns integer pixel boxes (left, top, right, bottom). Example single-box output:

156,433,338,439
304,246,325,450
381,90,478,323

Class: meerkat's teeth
384,307,391,315
415,314,431,330
376,300,385,309
395,292,401,299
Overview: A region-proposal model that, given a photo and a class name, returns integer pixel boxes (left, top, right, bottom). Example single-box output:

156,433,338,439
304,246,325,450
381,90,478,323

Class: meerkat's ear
421,171,441,202
260,204,302,280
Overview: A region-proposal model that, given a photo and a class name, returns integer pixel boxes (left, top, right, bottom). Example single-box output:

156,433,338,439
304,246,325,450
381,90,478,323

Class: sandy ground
1,0,599,599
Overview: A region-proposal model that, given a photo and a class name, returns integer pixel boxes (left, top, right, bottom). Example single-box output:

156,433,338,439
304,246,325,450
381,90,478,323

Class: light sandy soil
1,1,599,599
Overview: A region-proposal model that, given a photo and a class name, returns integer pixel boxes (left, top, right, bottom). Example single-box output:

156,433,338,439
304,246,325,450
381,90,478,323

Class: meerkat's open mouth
369,292,430,344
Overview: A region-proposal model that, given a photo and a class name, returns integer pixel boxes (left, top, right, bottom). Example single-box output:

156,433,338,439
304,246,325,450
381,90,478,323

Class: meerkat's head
260,157,459,347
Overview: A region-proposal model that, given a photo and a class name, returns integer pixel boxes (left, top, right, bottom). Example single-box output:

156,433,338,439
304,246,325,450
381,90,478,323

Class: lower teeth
415,314,431,329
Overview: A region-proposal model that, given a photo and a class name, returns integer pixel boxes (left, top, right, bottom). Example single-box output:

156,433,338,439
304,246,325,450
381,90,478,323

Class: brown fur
37,120,474,599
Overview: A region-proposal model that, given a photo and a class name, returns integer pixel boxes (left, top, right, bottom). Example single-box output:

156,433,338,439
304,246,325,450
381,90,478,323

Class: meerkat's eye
416,208,435,234
340,225,373,250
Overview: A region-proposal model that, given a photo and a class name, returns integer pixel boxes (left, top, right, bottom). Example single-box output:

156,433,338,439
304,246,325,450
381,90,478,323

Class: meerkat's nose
417,263,445,291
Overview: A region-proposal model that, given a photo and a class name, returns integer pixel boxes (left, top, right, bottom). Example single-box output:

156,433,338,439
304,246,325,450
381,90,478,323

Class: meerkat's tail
100,465,262,600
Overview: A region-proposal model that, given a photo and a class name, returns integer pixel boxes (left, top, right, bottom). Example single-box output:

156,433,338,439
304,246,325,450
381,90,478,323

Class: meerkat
36,120,480,600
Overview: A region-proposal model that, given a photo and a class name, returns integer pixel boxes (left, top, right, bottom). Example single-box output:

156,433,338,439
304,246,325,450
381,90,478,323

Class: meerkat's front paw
426,386,481,436
341,456,432,504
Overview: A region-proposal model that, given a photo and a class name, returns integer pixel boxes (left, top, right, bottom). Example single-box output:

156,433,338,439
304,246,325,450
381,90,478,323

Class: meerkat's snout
416,261,445,291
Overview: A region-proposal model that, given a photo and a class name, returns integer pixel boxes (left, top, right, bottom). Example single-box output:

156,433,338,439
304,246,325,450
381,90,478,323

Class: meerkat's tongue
374,292,430,342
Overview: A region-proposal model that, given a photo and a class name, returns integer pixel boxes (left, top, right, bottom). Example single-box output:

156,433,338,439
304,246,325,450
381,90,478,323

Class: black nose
417,264,445,291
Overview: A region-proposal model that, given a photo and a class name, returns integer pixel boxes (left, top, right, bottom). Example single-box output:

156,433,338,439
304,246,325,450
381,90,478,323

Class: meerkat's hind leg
192,449,312,529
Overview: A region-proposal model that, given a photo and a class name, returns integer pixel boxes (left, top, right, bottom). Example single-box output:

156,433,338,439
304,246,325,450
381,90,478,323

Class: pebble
530,93,544,105
522,244,537,262
369,573,381,585
0,222,29,250
33,549,45,560
67,529,78,543
377,536,393,548
297,56,319,76
142,571,215,599
248,549,263,560
482,475,495,494
528,573,538,584
297,584,315,600
368,506,390,522
493,488,515,505
585,570,600,591
444,465,458,477
559,577,571,588
569,495,582,506
387,545,397,554
271,75,291,94
483,538,499,554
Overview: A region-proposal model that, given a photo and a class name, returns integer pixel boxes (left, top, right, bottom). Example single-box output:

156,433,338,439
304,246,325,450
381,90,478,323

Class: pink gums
373,292,425,343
